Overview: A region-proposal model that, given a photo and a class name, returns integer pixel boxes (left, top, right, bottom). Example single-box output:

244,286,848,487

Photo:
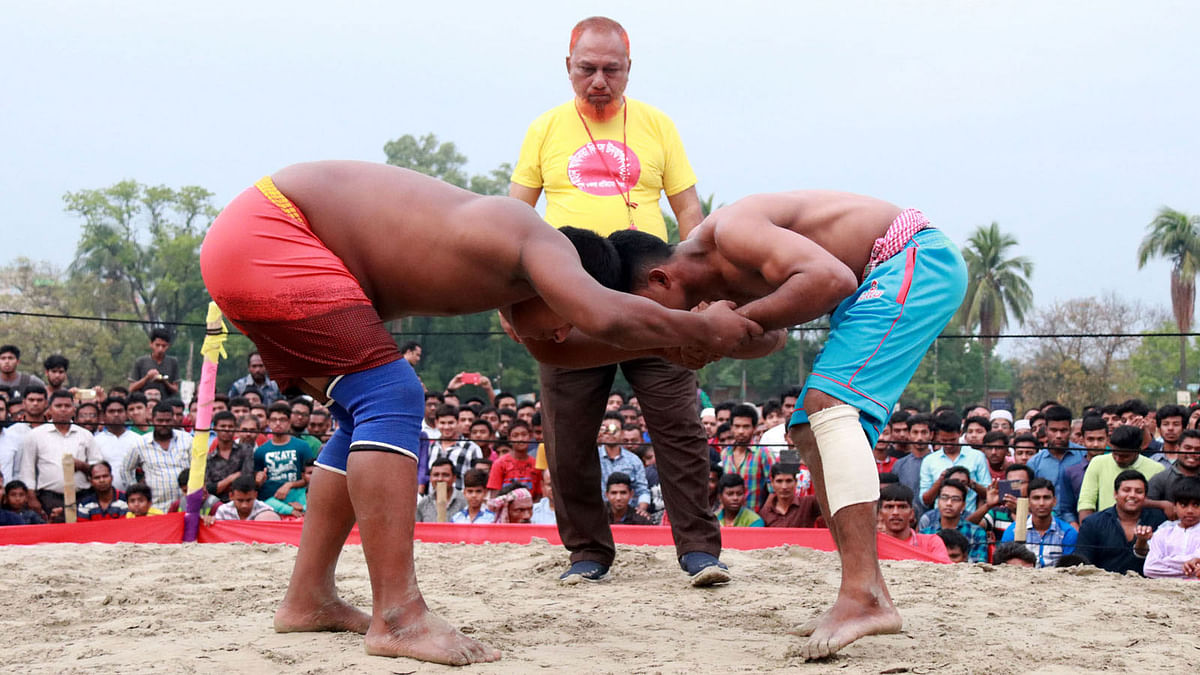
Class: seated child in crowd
1144,477,1200,579
2,481,46,525
714,473,764,527
214,475,280,521
451,468,495,524
125,484,163,517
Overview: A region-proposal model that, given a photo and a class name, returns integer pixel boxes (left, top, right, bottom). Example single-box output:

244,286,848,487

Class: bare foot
274,597,371,634
365,608,501,666
799,592,902,660
788,607,831,637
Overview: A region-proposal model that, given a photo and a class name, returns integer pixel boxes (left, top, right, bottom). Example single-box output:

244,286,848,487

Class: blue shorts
788,228,966,445
315,358,424,474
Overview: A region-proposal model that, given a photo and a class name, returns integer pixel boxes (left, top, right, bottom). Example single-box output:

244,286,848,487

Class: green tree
904,316,1016,412
1136,206,1200,388
956,222,1033,402
63,180,218,330
0,259,146,388
1015,294,1159,412
381,133,531,392
383,133,470,187
383,132,512,195
1128,320,1200,405
695,322,825,403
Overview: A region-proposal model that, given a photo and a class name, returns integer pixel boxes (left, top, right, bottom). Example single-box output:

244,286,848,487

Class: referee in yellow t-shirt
509,16,727,587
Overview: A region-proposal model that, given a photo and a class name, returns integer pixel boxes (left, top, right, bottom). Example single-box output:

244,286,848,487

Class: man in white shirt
92,397,142,492
0,396,20,484
18,390,101,519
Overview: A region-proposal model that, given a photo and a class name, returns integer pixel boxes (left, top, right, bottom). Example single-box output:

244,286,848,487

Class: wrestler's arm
520,323,786,369
520,231,761,353
712,213,859,331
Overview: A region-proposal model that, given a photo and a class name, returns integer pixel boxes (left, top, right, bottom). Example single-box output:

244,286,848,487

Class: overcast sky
3,1,1197,325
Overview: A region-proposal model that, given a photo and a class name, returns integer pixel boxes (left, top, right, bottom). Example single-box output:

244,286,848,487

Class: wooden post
435,481,449,523
61,454,77,524
1013,497,1029,543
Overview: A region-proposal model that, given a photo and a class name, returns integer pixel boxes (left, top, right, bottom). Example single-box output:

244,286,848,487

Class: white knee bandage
808,405,879,517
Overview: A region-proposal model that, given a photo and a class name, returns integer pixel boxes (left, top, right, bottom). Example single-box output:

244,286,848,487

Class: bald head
569,16,629,56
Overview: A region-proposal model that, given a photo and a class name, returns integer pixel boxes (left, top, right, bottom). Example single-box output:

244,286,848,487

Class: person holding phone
999,477,1077,567
445,372,494,405
127,328,179,397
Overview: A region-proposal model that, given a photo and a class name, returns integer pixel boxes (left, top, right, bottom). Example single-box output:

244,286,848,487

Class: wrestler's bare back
704,191,898,276
272,161,552,320
668,191,903,331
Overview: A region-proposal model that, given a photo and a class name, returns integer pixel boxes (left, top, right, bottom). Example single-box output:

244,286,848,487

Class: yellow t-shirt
511,98,697,241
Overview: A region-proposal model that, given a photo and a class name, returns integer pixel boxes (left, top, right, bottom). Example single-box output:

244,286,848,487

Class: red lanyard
576,102,638,224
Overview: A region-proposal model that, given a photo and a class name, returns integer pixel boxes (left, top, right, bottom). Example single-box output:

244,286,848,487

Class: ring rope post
183,302,228,542
61,454,77,523
1013,497,1029,545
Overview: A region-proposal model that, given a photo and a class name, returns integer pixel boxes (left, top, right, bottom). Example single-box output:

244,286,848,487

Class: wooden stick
61,453,77,524
1013,497,1029,543
435,481,449,523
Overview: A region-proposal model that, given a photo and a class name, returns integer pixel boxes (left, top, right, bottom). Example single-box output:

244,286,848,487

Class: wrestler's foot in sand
797,591,902,660
364,607,501,666
788,607,831,638
274,597,371,634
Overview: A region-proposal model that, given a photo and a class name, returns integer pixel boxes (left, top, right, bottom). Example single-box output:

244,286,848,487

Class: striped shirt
999,515,1078,567
123,430,192,510
919,513,990,562
428,440,483,490
720,445,776,511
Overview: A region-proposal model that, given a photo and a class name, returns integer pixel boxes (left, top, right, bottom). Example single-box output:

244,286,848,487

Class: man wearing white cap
699,408,718,439
990,410,1014,435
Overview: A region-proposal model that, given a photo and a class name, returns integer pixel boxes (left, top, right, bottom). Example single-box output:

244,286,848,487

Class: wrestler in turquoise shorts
788,228,967,444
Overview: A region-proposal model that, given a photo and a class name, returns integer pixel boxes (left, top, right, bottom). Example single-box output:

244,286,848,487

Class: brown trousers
539,358,720,565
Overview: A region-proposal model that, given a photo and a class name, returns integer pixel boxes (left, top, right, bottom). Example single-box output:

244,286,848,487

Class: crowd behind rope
1,336,1198,579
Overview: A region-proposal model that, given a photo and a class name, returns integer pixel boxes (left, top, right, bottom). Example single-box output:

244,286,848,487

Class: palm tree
957,223,1034,401
1137,207,1200,388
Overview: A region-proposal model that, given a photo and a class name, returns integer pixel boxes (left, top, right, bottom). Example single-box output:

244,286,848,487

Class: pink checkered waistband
863,208,930,279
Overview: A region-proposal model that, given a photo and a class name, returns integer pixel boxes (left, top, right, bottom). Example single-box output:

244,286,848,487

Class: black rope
5,309,1200,340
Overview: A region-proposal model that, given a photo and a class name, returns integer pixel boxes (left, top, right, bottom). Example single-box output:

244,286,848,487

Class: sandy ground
1,540,1198,674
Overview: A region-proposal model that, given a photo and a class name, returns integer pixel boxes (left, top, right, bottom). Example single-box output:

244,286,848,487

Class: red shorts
200,177,399,391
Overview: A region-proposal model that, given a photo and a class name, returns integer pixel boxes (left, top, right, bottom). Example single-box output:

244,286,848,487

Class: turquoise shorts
788,228,966,445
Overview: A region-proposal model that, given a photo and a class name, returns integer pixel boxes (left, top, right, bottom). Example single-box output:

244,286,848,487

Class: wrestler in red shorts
200,160,763,666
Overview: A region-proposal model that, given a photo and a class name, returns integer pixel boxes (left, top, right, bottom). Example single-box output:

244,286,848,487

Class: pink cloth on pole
194,360,219,431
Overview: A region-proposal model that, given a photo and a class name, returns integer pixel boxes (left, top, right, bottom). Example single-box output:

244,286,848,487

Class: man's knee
807,404,878,516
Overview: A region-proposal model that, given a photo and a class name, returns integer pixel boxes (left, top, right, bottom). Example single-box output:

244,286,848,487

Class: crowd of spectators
2,338,1199,579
